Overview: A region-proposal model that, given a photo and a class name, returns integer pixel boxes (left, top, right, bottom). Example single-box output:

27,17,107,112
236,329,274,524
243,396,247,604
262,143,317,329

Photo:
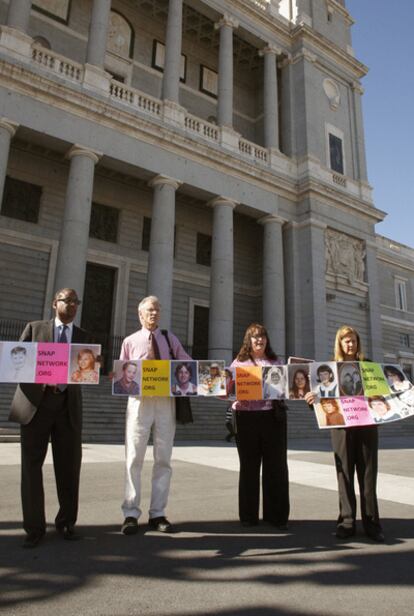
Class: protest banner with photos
0,341,101,384
235,366,263,400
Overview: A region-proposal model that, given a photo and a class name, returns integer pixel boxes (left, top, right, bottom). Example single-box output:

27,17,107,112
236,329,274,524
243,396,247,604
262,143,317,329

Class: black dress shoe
241,520,259,527
366,530,385,543
148,516,174,533
336,525,355,539
23,531,44,549
57,525,80,541
121,517,139,535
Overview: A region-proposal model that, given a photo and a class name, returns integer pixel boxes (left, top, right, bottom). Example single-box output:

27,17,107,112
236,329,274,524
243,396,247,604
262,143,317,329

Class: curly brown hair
236,323,278,362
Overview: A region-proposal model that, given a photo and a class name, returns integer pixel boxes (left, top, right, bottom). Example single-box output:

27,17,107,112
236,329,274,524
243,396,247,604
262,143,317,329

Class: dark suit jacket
9,319,92,426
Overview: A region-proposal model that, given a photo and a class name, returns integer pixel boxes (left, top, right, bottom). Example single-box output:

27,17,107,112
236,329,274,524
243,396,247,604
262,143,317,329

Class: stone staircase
1,382,414,443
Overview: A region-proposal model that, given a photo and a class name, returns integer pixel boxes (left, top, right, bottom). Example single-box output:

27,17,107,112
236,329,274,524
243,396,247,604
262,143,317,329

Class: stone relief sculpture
107,11,133,58
326,229,365,284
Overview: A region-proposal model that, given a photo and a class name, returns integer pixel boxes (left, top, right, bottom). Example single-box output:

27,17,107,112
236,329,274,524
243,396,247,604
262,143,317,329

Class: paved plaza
0,437,413,616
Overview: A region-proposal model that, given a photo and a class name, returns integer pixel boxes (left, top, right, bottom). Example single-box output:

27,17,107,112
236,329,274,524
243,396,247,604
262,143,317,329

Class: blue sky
346,0,414,247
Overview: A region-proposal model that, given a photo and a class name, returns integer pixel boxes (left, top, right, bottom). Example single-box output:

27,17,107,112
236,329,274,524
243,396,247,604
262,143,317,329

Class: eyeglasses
251,335,266,340
56,298,81,305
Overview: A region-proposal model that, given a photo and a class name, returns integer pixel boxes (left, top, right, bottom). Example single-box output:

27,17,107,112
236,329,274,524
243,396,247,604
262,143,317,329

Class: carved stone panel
326,229,366,286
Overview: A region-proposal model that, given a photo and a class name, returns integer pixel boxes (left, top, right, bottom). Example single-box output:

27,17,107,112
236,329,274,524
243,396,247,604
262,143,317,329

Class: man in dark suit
10,288,92,548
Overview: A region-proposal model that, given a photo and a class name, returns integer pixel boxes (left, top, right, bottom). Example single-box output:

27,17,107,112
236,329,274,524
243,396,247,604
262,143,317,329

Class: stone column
6,0,32,31
215,15,238,129
83,0,112,93
147,175,182,330
365,239,383,361
54,145,101,309
259,215,286,360
85,0,112,68
0,118,19,204
0,0,33,56
208,196,236,363
161,0,183,103
284,216,328,360
260,45,281,150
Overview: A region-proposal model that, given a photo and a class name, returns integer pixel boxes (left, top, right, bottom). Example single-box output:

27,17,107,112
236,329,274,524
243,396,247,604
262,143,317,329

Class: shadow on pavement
1,518,414,611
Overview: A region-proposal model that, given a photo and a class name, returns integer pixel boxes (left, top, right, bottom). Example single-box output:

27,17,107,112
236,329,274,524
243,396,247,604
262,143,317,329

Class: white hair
138,295,160,313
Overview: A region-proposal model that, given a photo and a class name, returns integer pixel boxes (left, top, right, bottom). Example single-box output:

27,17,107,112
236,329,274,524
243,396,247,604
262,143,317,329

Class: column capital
0,118,19,137
258,214,288,227
208,196,238,209
259,44,282,57
148,174,182,190
214,14,239,30
66,144,102,164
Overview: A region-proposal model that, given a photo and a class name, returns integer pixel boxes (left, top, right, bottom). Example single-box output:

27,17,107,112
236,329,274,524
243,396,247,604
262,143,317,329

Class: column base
0,26,32,59
220,126,241,153
162,100,186,127
82,63,111,95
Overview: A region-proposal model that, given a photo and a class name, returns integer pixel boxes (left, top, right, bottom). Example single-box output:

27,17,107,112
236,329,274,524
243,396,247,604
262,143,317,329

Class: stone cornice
291,23,368,79
296,177,386,225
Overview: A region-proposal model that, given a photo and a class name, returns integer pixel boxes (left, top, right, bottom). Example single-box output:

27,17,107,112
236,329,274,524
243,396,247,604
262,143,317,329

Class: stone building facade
0,0,413,438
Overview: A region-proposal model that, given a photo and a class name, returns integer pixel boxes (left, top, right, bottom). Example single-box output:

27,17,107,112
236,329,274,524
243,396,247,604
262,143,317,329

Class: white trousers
122,396,176,520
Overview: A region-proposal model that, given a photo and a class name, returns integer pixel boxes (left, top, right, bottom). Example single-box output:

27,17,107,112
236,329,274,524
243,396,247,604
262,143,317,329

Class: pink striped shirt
120,327,191,361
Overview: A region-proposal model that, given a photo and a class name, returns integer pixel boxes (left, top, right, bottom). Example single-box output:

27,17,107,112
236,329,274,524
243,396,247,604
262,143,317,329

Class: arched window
106,10,134,59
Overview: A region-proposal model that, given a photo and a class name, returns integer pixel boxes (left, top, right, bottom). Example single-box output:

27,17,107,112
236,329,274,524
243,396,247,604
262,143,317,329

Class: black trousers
235,410,289,524
20,390,82,534
331,425,381,534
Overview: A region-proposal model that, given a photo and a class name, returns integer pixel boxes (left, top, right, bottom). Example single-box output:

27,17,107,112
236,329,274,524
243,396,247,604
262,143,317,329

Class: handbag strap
161,329,175,359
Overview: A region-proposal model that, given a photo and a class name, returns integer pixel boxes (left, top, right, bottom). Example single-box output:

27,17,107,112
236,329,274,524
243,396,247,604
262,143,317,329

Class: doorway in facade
81,262,116,372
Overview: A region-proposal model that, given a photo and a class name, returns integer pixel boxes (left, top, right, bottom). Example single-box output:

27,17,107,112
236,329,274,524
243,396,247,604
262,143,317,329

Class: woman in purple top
231,323,289,529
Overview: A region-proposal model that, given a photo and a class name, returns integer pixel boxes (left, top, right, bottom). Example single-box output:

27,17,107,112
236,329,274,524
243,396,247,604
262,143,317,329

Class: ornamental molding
214,14,239,30
148,175,182,190
208,196,238,209
0,117,19,136
259,44,282,57
323,78,340,111
258,214,288,226
66,144,102,163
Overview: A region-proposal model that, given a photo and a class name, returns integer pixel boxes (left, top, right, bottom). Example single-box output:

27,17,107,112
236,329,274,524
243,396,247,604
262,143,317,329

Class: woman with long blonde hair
306,325,383,542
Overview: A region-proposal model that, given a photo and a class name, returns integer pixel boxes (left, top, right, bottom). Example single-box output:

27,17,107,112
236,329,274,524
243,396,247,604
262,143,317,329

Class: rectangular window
142,217,151,252
196,233,212,266
395,279,408,311
329,133,344,174
1,176,41,223
89,202,119,243
399,333,410,348
192,305,209,359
